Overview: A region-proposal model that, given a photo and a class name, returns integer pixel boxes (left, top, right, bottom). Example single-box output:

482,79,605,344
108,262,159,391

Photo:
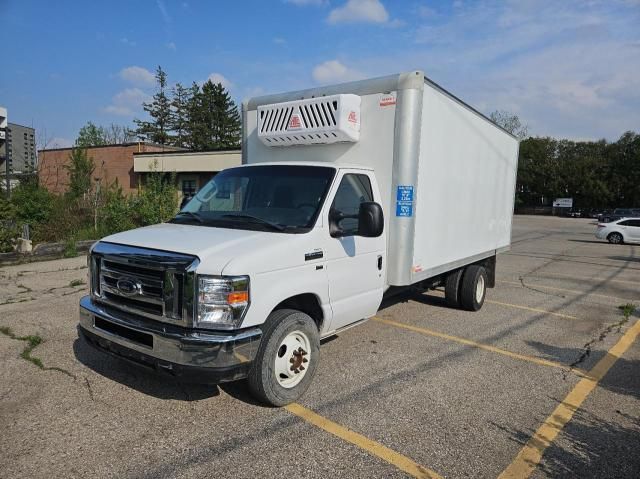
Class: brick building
38,143,183,195
133,149,241,200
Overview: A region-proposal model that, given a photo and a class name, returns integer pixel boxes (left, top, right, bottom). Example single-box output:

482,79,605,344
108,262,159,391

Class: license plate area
94,317,154,349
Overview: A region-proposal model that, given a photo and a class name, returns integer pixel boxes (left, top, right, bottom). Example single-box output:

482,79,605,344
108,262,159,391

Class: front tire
248,309,319,407
459,265,488,311
607,232,623,244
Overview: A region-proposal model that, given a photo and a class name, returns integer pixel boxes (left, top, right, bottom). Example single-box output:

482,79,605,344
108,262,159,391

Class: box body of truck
243,71,519,289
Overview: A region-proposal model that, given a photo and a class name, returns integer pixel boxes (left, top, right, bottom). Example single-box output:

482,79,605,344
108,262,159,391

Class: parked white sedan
595,218,640,244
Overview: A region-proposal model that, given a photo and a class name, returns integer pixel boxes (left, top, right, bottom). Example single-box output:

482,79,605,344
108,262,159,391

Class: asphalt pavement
1,215,638,478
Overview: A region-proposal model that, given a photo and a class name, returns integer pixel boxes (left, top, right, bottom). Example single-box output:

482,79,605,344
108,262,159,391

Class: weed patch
0,326,75,378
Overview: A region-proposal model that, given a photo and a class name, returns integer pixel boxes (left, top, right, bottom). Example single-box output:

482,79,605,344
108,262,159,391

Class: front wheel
248,309,320,406
607,232,623,244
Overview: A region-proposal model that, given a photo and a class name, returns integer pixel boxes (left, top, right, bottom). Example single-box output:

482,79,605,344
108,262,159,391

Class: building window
181,179,197,198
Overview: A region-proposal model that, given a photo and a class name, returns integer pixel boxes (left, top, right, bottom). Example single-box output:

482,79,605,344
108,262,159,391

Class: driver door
325,170,385,332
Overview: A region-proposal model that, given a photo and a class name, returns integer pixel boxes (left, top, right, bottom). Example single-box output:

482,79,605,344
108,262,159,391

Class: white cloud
312,60,364,84
119,66,155,87
120,37,136,47
207,72,234,89
328,0,389,24
273,37,286,45
156,0,171,24
167,41,177,51
104,88,150,117
392,0,640,139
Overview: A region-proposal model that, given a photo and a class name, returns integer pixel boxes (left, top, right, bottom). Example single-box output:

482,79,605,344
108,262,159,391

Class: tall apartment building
1,122,37,175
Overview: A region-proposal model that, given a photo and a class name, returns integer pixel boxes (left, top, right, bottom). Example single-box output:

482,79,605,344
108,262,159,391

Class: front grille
91,242,199,327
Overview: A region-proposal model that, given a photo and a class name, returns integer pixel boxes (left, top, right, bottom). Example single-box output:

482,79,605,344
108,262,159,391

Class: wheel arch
272,293,325,331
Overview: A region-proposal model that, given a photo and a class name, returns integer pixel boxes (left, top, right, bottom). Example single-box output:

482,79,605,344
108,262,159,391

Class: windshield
170,165,336,233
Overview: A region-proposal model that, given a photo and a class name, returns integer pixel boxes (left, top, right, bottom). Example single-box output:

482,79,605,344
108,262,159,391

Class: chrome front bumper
78,295,261,382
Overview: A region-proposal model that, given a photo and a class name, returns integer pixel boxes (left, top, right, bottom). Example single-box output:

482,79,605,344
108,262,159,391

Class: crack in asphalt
569,305,636,371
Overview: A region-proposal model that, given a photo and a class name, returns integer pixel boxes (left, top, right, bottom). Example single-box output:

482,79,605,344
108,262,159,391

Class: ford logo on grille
116,277,142,296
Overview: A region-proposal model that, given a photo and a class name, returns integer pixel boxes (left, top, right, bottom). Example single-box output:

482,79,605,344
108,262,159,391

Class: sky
1,0,639,148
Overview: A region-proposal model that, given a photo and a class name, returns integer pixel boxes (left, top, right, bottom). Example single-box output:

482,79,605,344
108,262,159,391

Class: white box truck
78,71,519,406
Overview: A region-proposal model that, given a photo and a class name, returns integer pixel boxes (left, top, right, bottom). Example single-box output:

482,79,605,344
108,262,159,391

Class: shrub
131,172,178,226
0,196,18,253
10,177,55,227
98,183,135,236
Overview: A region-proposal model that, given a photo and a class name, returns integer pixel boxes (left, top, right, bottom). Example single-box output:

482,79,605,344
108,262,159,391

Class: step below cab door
324,169,385,332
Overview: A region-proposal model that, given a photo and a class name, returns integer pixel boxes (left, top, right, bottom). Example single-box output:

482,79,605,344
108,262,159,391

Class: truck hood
99,223,298,274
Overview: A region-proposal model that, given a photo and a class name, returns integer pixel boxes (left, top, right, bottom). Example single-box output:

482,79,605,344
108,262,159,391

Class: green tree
170,82,191,148
65,148,95,199
76,122,107,147
76,121,135,146
134,66,171,145
191,80,241,150
489,110,529,140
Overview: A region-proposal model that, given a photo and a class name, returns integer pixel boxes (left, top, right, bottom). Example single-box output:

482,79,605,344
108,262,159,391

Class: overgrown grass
63,238,79,258
0,326,44,368
0,325,75,378
618,303,636,318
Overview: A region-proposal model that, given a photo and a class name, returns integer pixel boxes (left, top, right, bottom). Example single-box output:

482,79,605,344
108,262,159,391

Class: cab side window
330,174,373,236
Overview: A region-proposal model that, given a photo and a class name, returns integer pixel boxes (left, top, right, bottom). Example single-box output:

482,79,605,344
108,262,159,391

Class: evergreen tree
134,66,171,145
186,82,204,149
169,82,191,148
191,80,241,150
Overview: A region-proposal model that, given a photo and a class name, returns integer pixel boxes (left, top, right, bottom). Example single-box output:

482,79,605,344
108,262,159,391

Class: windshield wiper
221,214,287,232
172,211,204,223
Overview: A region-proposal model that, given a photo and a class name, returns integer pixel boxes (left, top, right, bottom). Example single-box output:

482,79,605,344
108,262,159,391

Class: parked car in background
599,208,640,223
595,218,640,244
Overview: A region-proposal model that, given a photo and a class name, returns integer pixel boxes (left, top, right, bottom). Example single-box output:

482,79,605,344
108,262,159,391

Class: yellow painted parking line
498,319,640,478
526,271,639,287
286,403,442,479
425,290,579,320
372,317,588,377
485,299,579,320
235,344,441,477
498,280,635,302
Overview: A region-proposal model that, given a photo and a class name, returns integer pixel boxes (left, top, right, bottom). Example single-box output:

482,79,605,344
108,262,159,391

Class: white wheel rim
274,330,311,389
475,275,485,303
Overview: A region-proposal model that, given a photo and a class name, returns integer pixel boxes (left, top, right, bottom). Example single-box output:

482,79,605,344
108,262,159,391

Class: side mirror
329,202,384,238
358,202,384,237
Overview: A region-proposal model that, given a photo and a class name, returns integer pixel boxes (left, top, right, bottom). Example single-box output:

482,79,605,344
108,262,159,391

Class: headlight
196,275,249,329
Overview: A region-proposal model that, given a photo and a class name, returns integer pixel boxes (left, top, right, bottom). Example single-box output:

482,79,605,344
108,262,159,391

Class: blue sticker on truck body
396,186,414,217
396,185,414,202
396,201,413,217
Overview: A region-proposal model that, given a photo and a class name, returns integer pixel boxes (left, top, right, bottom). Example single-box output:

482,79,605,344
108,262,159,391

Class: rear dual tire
444,265,487,311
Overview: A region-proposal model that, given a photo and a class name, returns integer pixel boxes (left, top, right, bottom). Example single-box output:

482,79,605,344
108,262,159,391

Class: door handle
377,255,383,270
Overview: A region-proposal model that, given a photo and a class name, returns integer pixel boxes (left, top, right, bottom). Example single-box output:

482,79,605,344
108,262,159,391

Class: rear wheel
444,269,464,308
248,309,319,407
459,265,487,311
607,232,623,244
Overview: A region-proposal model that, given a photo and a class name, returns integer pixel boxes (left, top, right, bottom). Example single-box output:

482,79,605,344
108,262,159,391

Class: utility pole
0,106,8,198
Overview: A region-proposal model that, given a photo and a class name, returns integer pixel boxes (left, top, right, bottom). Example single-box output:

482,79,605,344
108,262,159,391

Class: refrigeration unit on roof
257,94,361,147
